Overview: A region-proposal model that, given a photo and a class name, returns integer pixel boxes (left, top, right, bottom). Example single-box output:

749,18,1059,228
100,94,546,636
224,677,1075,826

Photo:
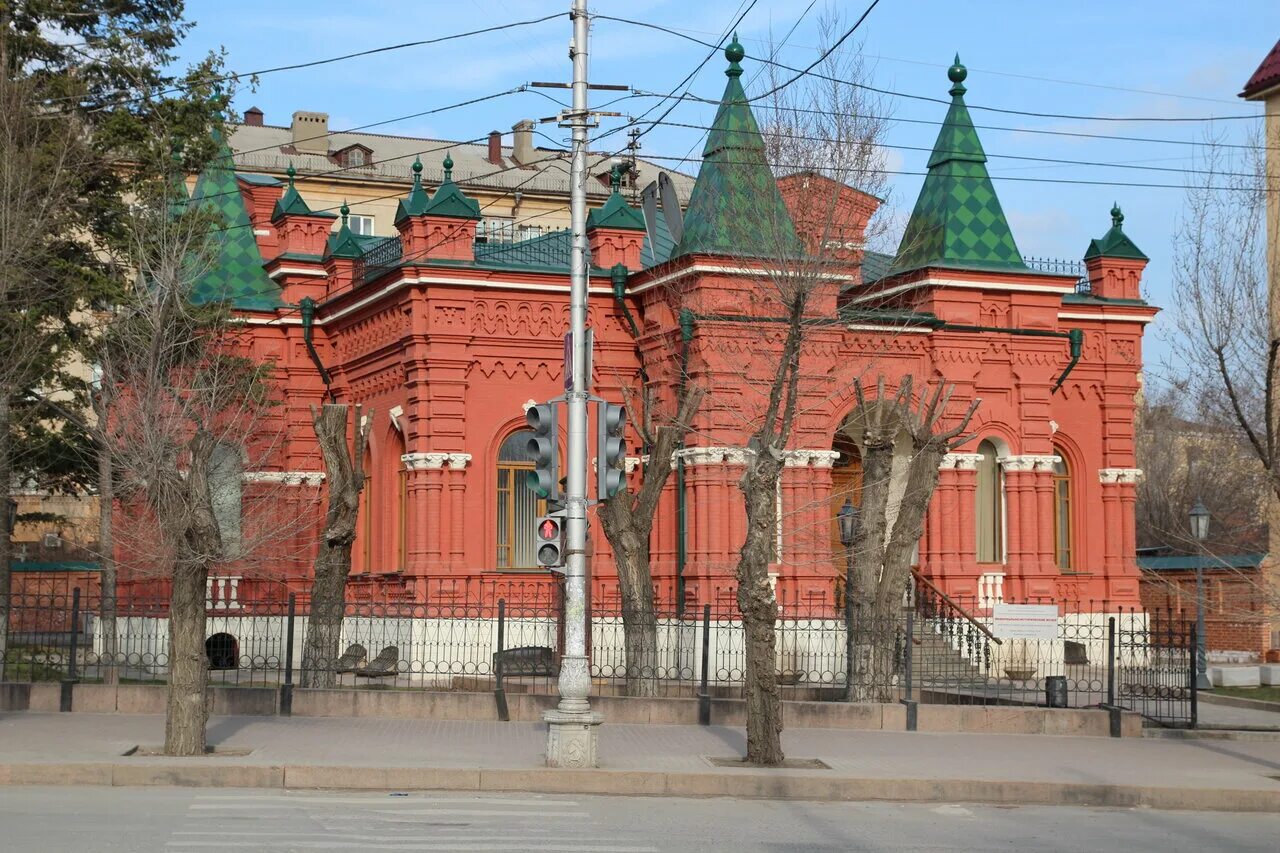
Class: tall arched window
209,443,242,557
975,439,1004,563
496,430,546,568
1053,451,1072,570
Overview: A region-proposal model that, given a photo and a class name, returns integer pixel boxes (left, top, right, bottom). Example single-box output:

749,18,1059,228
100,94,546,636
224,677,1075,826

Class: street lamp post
838,498,857,699
1189,499,1211,690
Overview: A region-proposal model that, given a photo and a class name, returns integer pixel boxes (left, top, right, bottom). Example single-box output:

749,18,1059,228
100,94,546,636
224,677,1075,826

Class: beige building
222,108,693,243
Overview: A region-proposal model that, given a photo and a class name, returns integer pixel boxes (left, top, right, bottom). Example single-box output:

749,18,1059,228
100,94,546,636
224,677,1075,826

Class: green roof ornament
725,34,745,77
340,200,350,226
671,31,802,259
1085,202,1147,261
948,54,967,96
610,163,622,192
888,54,1028,275
443,153,454,181
395,155,432,224
286,162,296,186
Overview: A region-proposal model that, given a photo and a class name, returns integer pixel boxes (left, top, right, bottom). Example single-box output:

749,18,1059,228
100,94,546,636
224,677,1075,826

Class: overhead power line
44,14,563,113
597,15,1272,123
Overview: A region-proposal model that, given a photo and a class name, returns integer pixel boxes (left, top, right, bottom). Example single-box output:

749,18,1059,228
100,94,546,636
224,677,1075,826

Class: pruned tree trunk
163,429,220,756
738,450,785,765
0,392,10,684
96,393,118,685
301,404,369,689
600,386,702,697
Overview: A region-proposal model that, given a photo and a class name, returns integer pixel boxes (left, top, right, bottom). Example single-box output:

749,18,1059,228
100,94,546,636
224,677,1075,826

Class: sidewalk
3,711,1280,811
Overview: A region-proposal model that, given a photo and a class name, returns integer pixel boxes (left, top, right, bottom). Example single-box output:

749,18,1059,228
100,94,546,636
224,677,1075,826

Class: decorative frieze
241,471,325,486
1099,467,1142,484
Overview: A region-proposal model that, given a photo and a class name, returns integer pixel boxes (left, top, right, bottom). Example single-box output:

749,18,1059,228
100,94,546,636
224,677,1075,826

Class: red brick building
118,49,1156,617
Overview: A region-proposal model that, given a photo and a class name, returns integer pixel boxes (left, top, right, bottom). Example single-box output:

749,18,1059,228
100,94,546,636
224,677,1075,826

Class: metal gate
1111,615,1196,728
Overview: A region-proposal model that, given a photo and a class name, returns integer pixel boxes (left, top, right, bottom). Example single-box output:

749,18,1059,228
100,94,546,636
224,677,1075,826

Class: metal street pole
1195,557,1210,689
545,0,603,768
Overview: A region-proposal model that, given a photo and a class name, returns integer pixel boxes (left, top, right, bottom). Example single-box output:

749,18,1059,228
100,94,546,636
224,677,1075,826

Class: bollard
280,594,296,716
698,604,711,726
494,599,509,722
60,588,81,713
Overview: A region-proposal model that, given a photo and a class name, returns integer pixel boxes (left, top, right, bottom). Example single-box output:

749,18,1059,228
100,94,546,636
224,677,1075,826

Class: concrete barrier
1210,666,1261,688
0,681,1138,736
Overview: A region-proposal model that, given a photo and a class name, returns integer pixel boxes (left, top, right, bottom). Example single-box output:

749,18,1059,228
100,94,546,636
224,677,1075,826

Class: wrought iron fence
354,235,403,285
0,576,1194,726
1023,255,1091,294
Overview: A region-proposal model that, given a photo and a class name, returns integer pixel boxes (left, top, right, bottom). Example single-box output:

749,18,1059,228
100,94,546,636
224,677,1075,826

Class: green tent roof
890,57,1027,275
421,154,481,219
395,157,431,224
272,163,335,221
1084,205,1148,261
587,166,646,230
327,203,365,259
188,143,282,310
672,37,801,259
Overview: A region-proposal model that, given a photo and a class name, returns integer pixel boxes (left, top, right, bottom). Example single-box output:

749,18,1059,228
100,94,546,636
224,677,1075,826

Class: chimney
243,106,264,127
487,130,503,165
511,119,535,164
290,110,329,156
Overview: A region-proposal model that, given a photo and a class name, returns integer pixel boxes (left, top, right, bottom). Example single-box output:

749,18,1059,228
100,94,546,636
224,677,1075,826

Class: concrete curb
1198,692,1280,715
2,761,1278,813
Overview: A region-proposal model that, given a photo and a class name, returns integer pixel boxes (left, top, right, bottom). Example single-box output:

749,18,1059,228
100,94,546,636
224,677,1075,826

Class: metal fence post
1105,616,1121,737
698,603,711,726
280,594,296,716
1188,621,1198,730
902,602,917,731
60,587,81,713
494,599,509,722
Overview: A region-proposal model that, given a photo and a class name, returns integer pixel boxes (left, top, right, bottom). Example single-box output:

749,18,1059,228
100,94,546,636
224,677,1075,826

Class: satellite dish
641,180,661,252
658,172,684,244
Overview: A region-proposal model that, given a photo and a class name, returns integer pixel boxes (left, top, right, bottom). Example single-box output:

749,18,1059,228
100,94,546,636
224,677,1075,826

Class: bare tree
846,377,977,701
300,403,370,689
98,165,279,755
600,367,702,697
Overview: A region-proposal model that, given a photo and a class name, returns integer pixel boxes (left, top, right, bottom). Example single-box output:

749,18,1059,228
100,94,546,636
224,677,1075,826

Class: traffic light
525,402,559,501
535,514,564,568
597,401,626,500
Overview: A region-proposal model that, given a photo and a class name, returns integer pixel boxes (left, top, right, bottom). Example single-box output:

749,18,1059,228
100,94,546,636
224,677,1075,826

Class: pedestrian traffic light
525,402,559,501
597,401,626,500
535,514,564,568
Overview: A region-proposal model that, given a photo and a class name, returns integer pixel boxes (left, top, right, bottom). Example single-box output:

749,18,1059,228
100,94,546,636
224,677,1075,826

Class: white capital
446,453,472,470
942,452,983,471
1099,467,1142,484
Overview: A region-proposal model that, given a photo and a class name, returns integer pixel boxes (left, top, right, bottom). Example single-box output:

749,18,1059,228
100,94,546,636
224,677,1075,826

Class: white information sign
992,604,1059,640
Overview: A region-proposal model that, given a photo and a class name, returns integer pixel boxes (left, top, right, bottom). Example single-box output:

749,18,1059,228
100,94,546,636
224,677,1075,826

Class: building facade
119,48,1156,618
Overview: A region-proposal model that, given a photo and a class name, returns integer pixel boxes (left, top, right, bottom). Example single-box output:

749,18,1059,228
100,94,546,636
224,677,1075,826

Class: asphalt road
4,787,1279,852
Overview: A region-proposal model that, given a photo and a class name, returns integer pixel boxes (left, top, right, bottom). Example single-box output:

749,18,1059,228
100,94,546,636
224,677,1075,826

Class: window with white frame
478,217,515,243
348,214,374,236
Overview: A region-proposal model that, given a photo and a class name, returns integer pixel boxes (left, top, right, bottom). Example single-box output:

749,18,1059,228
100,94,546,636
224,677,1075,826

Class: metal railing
1023,256,1091,294
0,576,1195,726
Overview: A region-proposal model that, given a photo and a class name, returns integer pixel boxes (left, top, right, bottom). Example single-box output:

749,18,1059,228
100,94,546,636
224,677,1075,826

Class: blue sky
178,1,1279,366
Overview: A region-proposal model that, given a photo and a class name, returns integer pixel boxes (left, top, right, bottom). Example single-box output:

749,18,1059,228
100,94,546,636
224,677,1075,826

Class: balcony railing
1023,256,1091,294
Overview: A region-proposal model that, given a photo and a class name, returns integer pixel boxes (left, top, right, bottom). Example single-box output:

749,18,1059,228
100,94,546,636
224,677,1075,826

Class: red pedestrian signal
538,518,560,541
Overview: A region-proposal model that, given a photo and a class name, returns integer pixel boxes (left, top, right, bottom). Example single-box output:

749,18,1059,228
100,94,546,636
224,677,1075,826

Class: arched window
1053,451,1072,570
496,430,546,568
975,439,1004,563
209,443,242,557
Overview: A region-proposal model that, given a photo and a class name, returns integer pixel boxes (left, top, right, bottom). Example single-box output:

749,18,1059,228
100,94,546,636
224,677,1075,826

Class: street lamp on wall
5,498,16,537
838,498,856,548
1189,498,1211,689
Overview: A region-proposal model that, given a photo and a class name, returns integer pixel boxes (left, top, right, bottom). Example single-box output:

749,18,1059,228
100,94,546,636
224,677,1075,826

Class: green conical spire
672,35,801,259
889,56,1027,275
395,155,431,223
188,136,281,309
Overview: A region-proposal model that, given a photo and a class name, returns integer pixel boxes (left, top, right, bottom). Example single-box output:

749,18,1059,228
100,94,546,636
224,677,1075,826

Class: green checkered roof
189,143,282,310
672,37,801,259
890,57,1027,275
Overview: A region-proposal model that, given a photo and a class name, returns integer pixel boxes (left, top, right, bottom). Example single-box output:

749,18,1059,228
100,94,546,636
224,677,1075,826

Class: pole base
544,708,603,768
1195,673,1213,690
